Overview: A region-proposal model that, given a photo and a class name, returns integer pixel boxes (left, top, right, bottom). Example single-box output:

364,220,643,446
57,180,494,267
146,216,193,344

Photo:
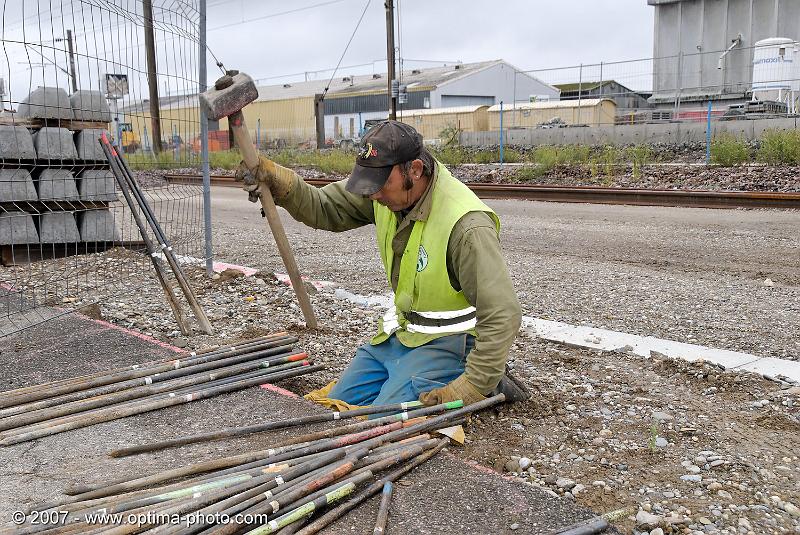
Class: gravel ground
2,183,799,534
208,161,800,192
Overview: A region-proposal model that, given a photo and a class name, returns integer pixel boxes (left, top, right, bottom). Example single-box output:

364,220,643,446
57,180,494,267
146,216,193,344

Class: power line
320,0,371,101
208,0,356,32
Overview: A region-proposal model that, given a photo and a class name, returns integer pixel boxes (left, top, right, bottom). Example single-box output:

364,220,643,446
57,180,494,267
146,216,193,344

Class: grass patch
511,165,546,181
126,151,196,170
267,149,355,175
625,144,654,178
710,133,751,166
429,146,469,166
757,129,800,165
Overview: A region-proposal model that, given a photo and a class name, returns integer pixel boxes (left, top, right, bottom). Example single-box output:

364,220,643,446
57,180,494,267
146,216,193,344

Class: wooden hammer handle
229,112,319,329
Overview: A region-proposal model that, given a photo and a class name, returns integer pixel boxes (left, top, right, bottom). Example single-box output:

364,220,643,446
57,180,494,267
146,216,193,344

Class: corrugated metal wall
487,100,617,129
324,90,430,114
397,106,489,140
218,97,317,145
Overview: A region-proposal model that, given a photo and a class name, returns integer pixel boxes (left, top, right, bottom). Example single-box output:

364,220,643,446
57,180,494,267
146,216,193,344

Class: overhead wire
319,0,372,102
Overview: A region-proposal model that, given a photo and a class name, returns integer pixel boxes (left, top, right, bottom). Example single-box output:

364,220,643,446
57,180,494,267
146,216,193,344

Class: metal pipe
0,352,304,431
373,482,393,535
110,142,213,334
0,365,322,446
0,336,296,409
110,400,460,457
294,438,450,535
199,0,213,277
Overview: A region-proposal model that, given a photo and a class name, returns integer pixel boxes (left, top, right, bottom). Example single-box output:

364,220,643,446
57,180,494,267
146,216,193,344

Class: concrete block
0,169,38,202
36,169,79,201
39,212,80,243
78,209,120,241
75,129,110,160
0,126,37,159
33,127,78,159
78,169,117,201
69,90,111,122
18,87,74,120
0,212,39,244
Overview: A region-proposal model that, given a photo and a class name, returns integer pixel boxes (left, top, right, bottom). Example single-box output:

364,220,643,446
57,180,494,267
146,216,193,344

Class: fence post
199,0,213,276
499,100,504,165
706,100,712,165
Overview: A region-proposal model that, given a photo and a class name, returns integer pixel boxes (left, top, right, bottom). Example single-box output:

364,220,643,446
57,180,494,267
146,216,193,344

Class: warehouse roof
255,60,554,101
121,60,556,112
396,105,489,117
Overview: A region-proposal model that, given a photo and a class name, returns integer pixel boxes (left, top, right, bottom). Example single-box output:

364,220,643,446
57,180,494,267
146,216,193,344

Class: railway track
164,173,800,210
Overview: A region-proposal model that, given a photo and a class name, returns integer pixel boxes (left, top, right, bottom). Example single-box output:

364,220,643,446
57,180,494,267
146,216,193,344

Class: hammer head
199,71,258,121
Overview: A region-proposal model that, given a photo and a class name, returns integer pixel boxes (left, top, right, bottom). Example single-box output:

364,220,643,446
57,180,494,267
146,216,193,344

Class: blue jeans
328,333,475,406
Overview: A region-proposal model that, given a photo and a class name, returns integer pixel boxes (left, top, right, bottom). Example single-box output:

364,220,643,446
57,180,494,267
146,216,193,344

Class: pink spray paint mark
259,383,300,398
80,315,187,354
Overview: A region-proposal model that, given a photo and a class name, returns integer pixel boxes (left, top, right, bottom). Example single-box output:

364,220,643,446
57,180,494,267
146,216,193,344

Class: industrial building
554,81,650,111
648,0,800,111
488,99,617,130
122,60,558,149
323,60,558,142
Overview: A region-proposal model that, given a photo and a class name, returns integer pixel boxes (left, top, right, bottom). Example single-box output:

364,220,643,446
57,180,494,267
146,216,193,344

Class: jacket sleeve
447,212,522,394
276,175,375,231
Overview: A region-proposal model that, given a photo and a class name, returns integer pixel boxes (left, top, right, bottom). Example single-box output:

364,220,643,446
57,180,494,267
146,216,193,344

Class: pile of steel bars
9,395,505,535
0,334,320,446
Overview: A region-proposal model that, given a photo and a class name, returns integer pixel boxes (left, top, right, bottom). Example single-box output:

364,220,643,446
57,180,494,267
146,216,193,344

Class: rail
164,174,800,210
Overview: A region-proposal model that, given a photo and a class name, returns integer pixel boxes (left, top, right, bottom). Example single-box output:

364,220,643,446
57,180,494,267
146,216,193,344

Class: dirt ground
2,186,800,534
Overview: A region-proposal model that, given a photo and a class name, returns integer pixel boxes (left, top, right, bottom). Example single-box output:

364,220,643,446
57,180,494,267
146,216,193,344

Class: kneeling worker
237,120,526,409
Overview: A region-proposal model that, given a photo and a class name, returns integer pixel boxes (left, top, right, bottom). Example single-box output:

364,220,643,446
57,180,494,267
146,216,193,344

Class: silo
751,38,796,102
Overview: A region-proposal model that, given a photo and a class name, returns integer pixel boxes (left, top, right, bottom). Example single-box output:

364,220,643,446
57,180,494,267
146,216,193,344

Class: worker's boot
492,366,531,403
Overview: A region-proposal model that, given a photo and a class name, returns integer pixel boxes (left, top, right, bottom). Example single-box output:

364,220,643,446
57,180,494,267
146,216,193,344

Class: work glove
234,156,297,203
418,374,486,407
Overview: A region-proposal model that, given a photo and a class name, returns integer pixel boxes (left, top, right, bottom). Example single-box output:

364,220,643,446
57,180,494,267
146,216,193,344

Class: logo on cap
359,142,378,160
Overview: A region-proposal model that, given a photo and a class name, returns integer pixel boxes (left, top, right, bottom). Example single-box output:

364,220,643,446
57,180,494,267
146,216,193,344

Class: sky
0,0,656,106
205,0,656,88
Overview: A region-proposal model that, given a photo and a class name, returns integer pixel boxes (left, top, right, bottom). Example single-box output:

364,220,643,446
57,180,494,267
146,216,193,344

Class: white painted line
521,316,800,383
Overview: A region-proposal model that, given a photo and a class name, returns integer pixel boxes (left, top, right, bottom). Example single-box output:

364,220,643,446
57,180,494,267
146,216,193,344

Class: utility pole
385,0,396,120
65,30,77,92
143,0,163,154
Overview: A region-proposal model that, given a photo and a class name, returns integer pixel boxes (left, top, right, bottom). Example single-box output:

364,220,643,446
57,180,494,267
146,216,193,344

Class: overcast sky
1,0,655,105
206,0,655,88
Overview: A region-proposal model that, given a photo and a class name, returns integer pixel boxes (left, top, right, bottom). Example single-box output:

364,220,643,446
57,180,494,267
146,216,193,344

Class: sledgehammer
200,71,318,329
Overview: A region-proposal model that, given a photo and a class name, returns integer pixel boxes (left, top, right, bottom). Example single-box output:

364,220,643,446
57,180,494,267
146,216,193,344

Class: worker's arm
278,175,374,231
450,212,522,394
420,212,522,406
238,156,374,230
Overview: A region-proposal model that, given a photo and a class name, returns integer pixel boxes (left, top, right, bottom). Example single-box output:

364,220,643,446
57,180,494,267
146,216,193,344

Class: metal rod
110,143,213,334
0,334,289,400
0,353,305,432
96,134,190,335
373,481,393,535
0,336,296,409
294,438,450,535
110,400,457,457
0,365,322,446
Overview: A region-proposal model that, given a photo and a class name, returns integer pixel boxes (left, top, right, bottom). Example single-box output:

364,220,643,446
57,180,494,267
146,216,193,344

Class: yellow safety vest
371,162,499,347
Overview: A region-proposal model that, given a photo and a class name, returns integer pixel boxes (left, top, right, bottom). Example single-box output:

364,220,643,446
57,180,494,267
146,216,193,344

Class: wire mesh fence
0,0,209,337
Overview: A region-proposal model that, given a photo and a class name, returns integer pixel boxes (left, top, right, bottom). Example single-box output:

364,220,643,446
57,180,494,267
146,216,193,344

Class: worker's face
369,161,422,212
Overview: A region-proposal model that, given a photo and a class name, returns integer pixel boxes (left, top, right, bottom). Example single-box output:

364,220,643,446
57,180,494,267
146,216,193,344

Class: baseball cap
346,120,423,196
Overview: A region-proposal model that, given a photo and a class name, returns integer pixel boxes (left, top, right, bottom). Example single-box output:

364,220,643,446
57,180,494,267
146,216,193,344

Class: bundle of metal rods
10,395,505,535
0,334,321,446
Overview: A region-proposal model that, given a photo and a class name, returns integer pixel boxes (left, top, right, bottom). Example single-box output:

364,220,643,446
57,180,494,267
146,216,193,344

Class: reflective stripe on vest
381,306,477,335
